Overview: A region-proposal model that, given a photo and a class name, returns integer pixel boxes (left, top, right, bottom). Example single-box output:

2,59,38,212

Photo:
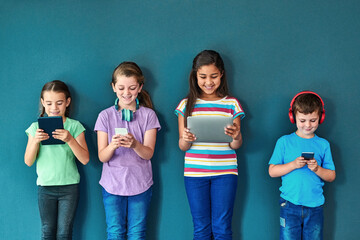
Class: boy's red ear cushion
288,108,295,124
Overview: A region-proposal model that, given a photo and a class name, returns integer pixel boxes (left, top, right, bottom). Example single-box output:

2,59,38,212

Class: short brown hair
292,93,323,118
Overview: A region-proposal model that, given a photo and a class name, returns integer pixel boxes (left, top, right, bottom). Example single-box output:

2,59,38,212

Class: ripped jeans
279,197,323,240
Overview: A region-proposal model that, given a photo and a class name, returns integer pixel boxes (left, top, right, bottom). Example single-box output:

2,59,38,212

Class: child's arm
269,157,307,177
225,116,243,150
119,129,157,160
97,131,120,163
24,129,49,167
52,129,89,165
177,114,196,151
307,159,336,182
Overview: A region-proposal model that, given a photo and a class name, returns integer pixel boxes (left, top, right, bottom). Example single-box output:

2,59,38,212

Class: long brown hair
184,50,229,125
39,80,71,117
112,61,154,109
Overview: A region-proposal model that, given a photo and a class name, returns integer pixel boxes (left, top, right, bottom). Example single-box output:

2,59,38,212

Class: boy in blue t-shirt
269,91,336,240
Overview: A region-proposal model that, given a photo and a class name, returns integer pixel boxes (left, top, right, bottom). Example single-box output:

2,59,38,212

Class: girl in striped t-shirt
175,50,245,240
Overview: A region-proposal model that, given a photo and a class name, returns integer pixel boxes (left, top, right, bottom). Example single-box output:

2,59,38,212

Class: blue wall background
1,1,359,239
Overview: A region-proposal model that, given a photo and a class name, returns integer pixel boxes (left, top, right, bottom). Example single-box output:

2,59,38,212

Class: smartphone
115,128,128,135
301,152,314,160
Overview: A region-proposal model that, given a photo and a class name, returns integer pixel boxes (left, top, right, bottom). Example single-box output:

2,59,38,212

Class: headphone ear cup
288,108,295,124
319,109,325,124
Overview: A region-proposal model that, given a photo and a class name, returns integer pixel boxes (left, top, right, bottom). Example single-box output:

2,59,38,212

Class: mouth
204,85,214,90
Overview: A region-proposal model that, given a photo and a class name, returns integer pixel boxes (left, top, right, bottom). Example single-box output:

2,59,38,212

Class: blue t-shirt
269,132,335,207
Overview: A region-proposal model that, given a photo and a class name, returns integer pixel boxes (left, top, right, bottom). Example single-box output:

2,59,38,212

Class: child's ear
112,83,116,93
66,97,71,107
138,83,143,93
40,98,45,107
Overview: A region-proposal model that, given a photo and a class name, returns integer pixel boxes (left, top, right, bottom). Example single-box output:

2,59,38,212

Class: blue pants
102,187,152,240
280,198,324,240
184,175,238,240
38,184,79,240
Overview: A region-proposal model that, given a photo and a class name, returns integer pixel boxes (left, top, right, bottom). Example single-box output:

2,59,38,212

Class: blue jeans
102,187,152,240
184,175,238,240
279,197,323,240
38,184,79,240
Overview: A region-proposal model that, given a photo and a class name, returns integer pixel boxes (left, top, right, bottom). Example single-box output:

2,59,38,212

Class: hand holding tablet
37,116,65,145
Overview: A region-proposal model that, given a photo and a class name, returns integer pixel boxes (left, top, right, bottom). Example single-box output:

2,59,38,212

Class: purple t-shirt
94,106,161,196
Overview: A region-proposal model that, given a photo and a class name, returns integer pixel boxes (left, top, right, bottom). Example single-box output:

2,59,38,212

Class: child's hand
307,159,319,172
118,133,137,148
225,123,241,140
292,157,307,169
34,129,49,143
182,128,196,142
52,129,73,143
110,134,122,150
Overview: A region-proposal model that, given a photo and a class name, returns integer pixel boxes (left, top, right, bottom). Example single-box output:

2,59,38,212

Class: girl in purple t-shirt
94,62,161,240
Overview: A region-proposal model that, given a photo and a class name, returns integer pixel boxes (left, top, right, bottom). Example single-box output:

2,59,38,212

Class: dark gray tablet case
38,116,65,145
187,116,233,142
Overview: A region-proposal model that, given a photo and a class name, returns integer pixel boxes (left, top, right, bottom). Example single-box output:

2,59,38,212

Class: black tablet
38,116,65,145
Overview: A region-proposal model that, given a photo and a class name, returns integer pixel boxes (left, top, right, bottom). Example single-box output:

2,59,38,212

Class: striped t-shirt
175,96,245,177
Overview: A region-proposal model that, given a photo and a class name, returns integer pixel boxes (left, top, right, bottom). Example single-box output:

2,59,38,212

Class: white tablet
187,116,233,142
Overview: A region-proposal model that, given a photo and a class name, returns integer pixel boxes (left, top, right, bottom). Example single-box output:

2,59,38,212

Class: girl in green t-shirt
24,80,89,239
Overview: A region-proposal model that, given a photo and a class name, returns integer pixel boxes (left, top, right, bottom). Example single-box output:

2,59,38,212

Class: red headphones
288,91,325,124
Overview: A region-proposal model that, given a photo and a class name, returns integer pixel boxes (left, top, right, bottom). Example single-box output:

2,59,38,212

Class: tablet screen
187,116,233,142
38,116,65,145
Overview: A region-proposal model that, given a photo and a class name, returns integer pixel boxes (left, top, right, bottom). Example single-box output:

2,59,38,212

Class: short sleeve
71,121,86,139
269,137,285,165
25,122,38,137
175,99,187,117
231,97,245,120
321,141,335,171
94,110,109,133
145,109,161,132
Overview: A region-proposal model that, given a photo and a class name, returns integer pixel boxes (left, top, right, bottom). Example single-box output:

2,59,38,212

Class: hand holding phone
301,152,314,160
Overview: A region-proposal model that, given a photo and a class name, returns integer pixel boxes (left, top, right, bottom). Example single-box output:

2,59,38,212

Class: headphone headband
288,91,325,124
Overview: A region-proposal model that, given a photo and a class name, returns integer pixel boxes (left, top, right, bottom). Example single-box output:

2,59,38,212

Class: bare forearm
24,141,40,167
179,138,192,151
67,138,89,165
269,163,296,178
229,133,243,149
133,140,154,160
314,167,336,182
98,145,116,163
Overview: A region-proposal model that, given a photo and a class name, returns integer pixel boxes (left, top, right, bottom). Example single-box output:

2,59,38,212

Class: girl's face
112,75,142,110
196,64,223,99
295,111,320,138
41,91,70,121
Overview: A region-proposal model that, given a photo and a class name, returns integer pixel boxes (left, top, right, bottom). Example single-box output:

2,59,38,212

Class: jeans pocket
279,197,287,208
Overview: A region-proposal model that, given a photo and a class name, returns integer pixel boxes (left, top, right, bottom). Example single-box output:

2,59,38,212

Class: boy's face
295,111,320,139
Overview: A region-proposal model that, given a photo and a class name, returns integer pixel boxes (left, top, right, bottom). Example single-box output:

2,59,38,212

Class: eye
299,120,305,123
118,87,124,91
310,119,317,122
130,87,137,90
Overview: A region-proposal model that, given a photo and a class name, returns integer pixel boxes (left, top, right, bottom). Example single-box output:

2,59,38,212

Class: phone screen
301,152,314,160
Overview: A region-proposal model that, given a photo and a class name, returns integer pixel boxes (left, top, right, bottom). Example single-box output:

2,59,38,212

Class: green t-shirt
25,117,85,186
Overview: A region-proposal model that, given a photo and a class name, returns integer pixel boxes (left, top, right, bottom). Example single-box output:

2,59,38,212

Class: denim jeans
102,187,152,240
184,175,238,240
38,184,79,240
279,197,323,240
